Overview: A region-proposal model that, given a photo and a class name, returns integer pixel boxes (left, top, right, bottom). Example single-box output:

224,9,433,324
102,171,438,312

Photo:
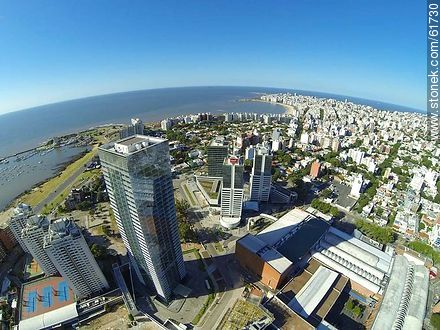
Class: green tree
90,243,107,259
431,313,440,330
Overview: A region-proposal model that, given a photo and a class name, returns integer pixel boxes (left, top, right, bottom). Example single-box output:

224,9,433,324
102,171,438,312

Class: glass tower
99,135,185,302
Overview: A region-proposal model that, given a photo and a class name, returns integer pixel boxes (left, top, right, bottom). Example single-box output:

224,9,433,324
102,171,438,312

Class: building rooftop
210,136,228,147
260,248,293,274
278,258,349,328
288,266,339,318
45,218,80,244
100,135,166,156
19,275,76,322
372,255,429,330
277,217,330,264
257,208,316,247
238,234,267,254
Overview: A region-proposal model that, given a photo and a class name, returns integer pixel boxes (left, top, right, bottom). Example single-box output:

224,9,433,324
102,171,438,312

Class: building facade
0,223,17,251
220,157,244,228
250,148,272,202
9,203,33,253
44,218,109,298
22,215,58,275
207,136,229,177
99,135,186,302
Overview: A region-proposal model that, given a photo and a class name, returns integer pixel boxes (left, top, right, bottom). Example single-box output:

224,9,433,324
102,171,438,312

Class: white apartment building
221,157,244,229
21,215,58,275
250,147,272,202
44,218,109,299
9,203,33,253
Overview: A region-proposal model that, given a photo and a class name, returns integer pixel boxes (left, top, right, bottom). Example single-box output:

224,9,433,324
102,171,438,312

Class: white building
350,174,363,197
21,215,58,275
245,146,256,160
410,173,424,192
250,147,272,202
161,119,172,131
221,157,244,229
300,132,309,144
9,203,33,253
393,211,419,236
429,221,440,248
44,218,109,299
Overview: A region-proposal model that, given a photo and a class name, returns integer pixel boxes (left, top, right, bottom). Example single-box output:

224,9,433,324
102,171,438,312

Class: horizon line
0,85,425,117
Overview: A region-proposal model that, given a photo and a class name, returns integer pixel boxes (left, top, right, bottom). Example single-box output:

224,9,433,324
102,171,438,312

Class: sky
0,0,426,114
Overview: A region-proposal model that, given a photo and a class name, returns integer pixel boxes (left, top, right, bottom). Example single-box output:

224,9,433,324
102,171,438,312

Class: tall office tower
250,147,272,202
220,157,244,229
99,135,186,302
9,203,33,253
21,215,57,275
44,218,109,299
208,136,229,177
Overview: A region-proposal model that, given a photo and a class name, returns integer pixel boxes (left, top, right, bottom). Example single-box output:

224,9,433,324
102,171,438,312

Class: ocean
0,86,423,211
0,86,423,159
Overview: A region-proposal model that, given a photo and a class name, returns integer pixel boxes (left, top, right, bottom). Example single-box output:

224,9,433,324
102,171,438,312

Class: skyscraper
9,203,33,253
220,157,244,229
250,147,272,202
99,135,185,302
44,218,109,298
208,136,229,177
21,215,58,275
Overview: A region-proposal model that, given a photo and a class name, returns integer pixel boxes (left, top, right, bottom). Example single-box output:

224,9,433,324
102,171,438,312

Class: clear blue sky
0,0,426,114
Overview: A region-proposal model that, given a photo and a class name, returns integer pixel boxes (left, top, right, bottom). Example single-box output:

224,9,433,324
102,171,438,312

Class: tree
431,313,440,330
321,189,332,199
355,219,396,244
90,243,107,259
175,199,190,219
272,168,281,182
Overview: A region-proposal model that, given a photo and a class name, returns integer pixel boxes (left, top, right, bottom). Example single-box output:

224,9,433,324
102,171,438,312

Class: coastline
239,97,296,115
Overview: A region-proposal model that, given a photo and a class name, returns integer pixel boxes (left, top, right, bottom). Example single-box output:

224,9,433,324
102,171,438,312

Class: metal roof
372,255,429,330
288,266,338,318
19,303,78,330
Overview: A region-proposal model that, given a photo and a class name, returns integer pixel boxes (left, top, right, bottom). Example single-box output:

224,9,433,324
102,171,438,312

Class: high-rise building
245,146,256,161
22,215,58,275
221,157,244,229
99,135,185,302
119,118,144,139
208,136,229,177
44,218,109,298
250,147,272,202
9,203,33,253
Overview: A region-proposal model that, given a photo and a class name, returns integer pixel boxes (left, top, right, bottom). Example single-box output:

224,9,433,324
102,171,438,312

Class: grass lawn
41,166,100,214
192,278,215,325
21,146,98,207
215,242,224,253
183,184,197,206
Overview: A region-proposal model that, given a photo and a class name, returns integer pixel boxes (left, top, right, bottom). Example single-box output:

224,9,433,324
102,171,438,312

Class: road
34,162,91,213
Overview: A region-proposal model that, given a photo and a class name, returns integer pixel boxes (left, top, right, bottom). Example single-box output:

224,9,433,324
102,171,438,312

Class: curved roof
372,255,429,330
19,303,78,330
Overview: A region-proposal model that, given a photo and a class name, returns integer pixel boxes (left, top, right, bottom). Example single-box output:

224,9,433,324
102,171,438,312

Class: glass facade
99,136,185,302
